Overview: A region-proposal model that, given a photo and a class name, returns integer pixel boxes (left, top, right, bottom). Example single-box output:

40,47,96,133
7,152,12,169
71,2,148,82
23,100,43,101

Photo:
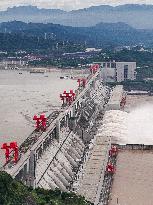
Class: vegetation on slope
0,171,92,205
1,21,153,51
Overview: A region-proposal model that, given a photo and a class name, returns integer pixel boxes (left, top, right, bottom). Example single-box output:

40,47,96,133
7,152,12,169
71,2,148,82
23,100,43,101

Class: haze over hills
1,4,153,29
1,21,153,51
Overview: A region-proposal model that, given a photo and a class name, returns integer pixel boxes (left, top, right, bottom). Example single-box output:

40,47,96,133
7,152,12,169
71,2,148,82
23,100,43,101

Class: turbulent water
100,102,153,145
0,70,78,167
127,103,153,145
99,110,128,144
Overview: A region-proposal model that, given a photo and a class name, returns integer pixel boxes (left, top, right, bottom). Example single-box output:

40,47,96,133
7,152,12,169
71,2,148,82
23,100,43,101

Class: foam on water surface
100,102,153,145
127,103,153,145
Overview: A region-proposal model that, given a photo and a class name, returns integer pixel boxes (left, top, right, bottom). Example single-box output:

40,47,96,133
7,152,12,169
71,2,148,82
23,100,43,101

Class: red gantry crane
60,90,76,106
33,113,47,131
1,141,19,163
90,64,100,74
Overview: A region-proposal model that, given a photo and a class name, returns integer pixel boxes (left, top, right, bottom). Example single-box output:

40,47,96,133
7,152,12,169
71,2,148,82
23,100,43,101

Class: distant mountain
0,6,66,24
1,4,153,29
5,6,65,15
1,21,153,51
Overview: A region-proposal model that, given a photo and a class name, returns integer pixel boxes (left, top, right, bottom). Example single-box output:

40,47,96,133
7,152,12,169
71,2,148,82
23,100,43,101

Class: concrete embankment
76,132,111,204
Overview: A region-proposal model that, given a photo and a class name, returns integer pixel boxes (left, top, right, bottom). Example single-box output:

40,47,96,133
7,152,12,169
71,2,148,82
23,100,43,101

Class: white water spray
100,103,153,145
127,103,153,145
99,110,128,144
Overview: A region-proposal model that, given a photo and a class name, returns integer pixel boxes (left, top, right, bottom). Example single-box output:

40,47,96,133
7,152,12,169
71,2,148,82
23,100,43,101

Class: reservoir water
0,69,79,167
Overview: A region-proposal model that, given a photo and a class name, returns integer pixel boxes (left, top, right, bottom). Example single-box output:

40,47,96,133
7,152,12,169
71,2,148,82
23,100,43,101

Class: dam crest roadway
1,67,127,205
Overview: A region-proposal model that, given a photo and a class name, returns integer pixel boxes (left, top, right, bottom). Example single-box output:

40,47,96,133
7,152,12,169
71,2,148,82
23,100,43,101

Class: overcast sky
1,0,153,11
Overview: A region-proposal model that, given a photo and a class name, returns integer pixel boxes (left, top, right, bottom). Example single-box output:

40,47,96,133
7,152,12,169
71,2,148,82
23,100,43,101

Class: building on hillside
0,59,27,69
96,61,136,82
85,48,102,52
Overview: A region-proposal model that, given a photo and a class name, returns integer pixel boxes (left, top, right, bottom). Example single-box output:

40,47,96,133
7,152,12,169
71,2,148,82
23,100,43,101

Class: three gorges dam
1,64,153,205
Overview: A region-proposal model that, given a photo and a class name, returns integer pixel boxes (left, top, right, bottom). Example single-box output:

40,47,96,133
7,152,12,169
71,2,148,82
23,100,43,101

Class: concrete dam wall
2,67,128,205
34,79,111,191
2,71,114,197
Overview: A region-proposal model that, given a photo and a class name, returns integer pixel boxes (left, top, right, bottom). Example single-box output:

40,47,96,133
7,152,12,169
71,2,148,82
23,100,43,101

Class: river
0,69,80,167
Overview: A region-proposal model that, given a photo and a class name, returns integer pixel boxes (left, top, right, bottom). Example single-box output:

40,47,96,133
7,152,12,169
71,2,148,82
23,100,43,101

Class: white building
85,48,102,52
99,61,136,82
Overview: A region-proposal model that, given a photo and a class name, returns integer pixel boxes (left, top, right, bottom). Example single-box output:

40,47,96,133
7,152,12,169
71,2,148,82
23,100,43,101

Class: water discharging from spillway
99,110,128,144
127,103,153,145
100,103,153,145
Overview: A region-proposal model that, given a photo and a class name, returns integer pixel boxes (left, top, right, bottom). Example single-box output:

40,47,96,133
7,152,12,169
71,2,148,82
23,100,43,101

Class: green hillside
0,171,92,205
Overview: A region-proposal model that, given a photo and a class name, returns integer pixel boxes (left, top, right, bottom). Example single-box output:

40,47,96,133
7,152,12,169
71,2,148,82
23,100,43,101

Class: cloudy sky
1,0,153,11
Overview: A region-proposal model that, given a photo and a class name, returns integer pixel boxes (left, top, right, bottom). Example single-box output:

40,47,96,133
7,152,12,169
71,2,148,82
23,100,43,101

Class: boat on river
29,69,45,74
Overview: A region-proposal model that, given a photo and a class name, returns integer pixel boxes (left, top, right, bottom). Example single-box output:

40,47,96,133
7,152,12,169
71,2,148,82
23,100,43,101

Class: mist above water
127,103,153,145
100,110,128,144
101,103,153,145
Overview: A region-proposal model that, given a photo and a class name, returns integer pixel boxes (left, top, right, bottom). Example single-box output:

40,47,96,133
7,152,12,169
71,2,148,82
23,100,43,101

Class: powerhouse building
99,61,136,82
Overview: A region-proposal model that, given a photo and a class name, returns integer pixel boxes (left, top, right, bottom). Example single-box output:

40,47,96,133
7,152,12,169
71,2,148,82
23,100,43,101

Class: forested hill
1,21,153,51
0,171,91,205
0,21,137,45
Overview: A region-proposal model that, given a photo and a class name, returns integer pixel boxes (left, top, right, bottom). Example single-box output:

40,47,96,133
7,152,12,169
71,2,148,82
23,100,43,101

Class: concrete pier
76,130,111,204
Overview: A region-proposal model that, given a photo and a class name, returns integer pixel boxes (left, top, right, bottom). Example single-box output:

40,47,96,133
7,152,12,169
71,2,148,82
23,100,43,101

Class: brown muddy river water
0,69,79,166
109,150,153,205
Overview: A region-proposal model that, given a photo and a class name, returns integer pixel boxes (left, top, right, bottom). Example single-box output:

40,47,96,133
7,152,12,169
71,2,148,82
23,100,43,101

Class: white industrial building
98,61,136,82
